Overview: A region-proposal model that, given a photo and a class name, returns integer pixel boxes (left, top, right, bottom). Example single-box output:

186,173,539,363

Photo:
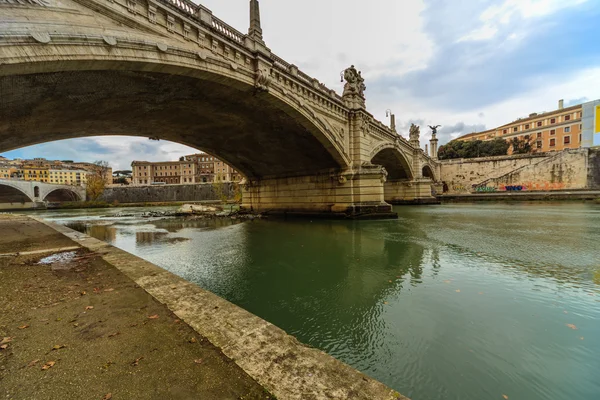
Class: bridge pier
384,179,439,205
241,165,397,219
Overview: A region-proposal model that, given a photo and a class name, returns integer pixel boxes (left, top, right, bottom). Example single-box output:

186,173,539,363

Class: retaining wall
440,149,594,194
101,183,237,203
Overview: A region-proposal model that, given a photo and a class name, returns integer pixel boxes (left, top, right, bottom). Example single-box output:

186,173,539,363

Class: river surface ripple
29,203,600,400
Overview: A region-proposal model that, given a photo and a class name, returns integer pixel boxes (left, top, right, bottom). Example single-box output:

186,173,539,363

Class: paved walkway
0,214,272,400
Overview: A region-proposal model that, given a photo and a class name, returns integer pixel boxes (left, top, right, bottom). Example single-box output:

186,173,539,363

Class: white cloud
460,0,590,43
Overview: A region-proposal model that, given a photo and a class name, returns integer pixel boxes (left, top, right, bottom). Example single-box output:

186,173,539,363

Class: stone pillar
241,165,396,219
245,0,270,55
430,134,439,159
248,0,263,42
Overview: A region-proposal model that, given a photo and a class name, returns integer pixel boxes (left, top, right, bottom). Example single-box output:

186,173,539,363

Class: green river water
29,203,600,400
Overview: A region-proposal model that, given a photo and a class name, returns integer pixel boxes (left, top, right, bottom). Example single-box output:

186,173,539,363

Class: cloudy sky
4,0,600,170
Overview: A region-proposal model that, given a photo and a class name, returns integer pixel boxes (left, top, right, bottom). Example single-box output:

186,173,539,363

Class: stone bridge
0,179,86,203
0,0,441,218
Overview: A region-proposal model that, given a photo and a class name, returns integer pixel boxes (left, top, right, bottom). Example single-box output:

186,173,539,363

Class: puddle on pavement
38,251,79,270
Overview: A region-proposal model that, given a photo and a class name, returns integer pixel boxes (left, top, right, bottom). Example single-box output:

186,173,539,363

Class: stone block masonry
440,149,596,194
100,183,236,204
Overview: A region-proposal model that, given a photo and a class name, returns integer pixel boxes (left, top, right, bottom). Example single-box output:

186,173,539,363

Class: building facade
456,100,597,153
0,157,111,186
131,153,242,185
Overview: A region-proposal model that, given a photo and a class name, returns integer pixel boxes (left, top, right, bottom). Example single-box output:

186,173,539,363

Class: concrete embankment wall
35,217,405,400
440,149,596,194
0,202,38,211
101,183,237,203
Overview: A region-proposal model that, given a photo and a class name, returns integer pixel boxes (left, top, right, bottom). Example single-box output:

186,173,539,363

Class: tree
438,138,510,160
510,135,533,154
86,160,110,201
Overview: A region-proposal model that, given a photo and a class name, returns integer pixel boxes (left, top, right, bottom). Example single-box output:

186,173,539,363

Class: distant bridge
0,179,85,204
0,0,441,218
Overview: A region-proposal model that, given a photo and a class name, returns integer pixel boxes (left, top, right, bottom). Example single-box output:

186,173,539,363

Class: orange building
131,153,242,185
457,100,584,153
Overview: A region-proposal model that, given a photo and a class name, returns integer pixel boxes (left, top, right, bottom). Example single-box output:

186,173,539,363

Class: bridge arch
0,54,349,180
0,182,34,203
43,188,82,202
370,145,414,181
422,164,436,181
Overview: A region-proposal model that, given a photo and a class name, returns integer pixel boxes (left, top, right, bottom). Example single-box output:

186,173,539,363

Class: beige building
48,169,89,185
0,157,111,187
457,100,586,153
131,159,196,185
131,153,242,185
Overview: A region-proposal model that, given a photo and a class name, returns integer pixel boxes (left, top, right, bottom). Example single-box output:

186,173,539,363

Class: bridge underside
0,70,341,180
0,185,32,204
1,69,398,218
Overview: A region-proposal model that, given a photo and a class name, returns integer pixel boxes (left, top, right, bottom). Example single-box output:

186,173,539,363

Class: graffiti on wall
470,181,567,193
474,186,496,192
498,182,566,191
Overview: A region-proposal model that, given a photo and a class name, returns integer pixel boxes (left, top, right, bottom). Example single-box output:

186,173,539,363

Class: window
537,121,542,127
503,129,507,134
537,132,542,138
550,138,556,147
580,134,582,142
525,124,530,130
564,126,571,133
513,127,518,132
550,129,556,135
565,115,571,121
564,136,571,144
550,118,556,124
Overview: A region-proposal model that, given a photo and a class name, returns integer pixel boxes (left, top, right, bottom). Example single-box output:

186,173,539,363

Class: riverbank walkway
0,214,272,399
0,214,405,400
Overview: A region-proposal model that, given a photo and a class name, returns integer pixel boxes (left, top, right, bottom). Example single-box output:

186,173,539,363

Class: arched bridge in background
0,0,441,218
0,179,85,206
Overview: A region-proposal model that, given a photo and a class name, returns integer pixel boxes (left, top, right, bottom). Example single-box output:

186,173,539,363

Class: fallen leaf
194,359,203,364
52,344,66,351
388,280,392,283
455,289,461,293
566,324,578,330
130,323,138,327
0,344,8,350
107,332,120,338
80,291,87,296
18,324,29,330
104,288,114,292
85,306,94,310
173,320,180,324
383,302,389,305
171,286,177,290
189,337,197,344
131,356,144,366
0,337,12,345
73,323,79,328
41,361,56,370
27,359,40,368
148,314,159,320
93,288,101,294
102,393,112,400
502,395,509,400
